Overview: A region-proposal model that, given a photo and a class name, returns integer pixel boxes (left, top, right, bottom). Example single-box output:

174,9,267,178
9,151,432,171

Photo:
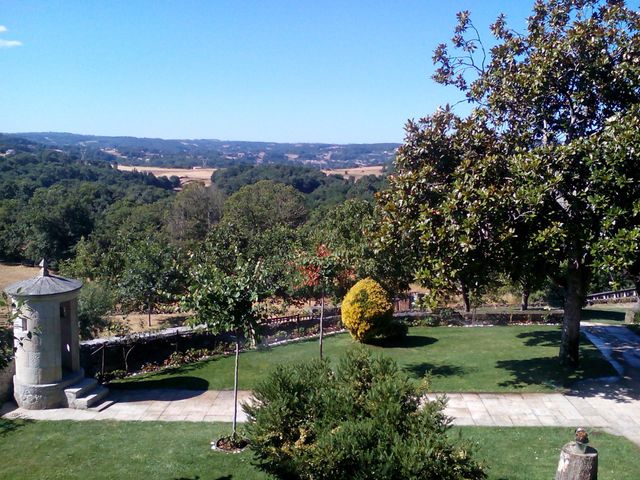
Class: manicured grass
0,420,266,480
1,420,638,480
112,325,616,393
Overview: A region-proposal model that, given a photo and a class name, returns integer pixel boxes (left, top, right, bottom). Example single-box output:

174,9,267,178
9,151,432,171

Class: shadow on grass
582,309,626,322
109,375,210,392
516,329,560,347
367,335,438,349
0,418,31,437
496,349,618,391
404,362,469,379
496,357,566,389
175,477,232,480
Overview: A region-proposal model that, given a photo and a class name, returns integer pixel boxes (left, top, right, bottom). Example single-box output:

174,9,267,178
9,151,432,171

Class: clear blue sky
0,1,535,143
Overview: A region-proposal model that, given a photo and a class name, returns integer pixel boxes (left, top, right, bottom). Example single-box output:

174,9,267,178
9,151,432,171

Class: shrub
244,347,486,480
341,278,394,342
163,348,213,367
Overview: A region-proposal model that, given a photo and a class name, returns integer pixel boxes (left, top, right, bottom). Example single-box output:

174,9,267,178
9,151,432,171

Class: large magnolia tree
381,0,640,365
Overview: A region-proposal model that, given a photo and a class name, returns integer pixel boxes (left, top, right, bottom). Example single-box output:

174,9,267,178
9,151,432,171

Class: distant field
322,165,385,180
117,165,216,186
0,263,39,292
116,165,385,186
0,263,40,325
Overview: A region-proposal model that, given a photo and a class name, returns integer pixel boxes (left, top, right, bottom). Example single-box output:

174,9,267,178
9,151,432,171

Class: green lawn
0,420,638,480
113,324,616,393
582,306,629,325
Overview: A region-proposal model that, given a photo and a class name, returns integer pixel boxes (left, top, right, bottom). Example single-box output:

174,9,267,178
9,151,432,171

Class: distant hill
11,132,399,169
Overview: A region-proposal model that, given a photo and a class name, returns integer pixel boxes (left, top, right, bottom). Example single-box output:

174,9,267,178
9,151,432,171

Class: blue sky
0,1,535,143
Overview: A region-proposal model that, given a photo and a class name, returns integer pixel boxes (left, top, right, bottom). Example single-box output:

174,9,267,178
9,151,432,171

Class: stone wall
79,316,343,378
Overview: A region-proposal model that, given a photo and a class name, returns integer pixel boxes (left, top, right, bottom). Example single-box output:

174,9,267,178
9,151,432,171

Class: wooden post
556,442,598,480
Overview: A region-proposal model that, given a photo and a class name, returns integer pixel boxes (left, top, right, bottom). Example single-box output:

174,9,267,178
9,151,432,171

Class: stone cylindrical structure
5,261,84,409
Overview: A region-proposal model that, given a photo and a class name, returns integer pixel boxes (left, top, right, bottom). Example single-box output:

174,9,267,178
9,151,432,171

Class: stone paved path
2,324,639,446
1,389,252,423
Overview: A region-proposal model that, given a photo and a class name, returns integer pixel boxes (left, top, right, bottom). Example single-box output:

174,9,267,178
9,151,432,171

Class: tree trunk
460,282,471,313
232,337,239,437
555,443,598,480
521,288,530,311
147,295,152,327
319,292,324,360
560,258,585,367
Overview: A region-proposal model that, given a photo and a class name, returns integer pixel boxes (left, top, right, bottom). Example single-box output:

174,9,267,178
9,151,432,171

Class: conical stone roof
4,259,82,297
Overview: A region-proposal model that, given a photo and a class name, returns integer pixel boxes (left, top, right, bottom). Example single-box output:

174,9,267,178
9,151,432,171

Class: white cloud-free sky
1,0,619,144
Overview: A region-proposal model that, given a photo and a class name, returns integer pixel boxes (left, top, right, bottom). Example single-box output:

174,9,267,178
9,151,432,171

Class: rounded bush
244,347,486,480
341,278,393,342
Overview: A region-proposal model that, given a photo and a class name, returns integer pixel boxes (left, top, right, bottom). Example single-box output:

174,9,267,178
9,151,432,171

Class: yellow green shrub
341,278,393,342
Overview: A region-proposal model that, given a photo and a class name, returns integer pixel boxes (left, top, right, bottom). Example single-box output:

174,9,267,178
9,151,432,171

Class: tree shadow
496,357,567,390
109,376,210,393
515,330,560,347
368,335,438,349
0,418,31,437
568,377,640,402
581,309,626,322
404,362,470,379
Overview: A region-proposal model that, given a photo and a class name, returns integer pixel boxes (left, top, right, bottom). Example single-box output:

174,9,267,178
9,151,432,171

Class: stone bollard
624,301,640,324
556,428,598,480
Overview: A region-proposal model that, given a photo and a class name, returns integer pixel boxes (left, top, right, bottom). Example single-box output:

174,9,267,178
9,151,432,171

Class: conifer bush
341,278,397,342
243,348,486,480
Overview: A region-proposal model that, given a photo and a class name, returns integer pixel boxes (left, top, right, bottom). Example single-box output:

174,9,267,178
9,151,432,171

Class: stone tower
4,260,108,410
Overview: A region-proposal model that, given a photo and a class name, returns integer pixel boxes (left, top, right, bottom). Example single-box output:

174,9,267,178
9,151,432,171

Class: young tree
430,0,640,365
118,237,181,327
184,250,271,439
296,244,349,359
307,199,413,297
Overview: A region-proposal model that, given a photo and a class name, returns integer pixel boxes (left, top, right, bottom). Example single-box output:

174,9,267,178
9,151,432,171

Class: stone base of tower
13,369,84,410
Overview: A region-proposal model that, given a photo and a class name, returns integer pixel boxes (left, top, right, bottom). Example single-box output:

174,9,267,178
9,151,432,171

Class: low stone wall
80,316,343,378
0,359,15,403
461,311,563,325
80,327,227,378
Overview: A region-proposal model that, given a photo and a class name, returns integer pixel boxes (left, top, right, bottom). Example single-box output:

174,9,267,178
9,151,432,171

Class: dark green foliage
0,135,174,263
212,164,387,210
165,183,225,246
118,237,183,322
0,326,13,371
212,164,329,195
244,348,486,480
223,180,308,236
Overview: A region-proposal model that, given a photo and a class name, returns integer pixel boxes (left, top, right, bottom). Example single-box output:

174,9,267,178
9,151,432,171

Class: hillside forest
0,134,400,336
